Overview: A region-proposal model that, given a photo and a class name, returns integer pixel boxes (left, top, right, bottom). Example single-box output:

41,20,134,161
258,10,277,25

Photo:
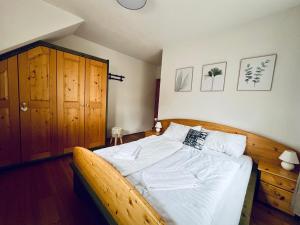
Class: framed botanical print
174,67,193,92
201,62,227,92
237,54,277,91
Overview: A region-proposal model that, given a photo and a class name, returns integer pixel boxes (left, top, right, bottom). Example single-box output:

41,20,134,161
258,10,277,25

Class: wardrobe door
18,47,58,161
85,59,107,148
57,51,85,153
0,56,21,166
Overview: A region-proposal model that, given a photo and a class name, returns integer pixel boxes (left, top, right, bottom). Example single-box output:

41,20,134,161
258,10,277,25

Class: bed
72,119,292,225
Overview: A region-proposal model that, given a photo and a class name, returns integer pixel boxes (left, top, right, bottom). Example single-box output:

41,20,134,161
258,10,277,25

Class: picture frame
237,54,277,91
174,67,193,92
201,61,227,92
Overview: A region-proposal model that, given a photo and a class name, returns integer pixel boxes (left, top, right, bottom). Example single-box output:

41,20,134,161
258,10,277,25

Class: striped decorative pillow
183,129,208,150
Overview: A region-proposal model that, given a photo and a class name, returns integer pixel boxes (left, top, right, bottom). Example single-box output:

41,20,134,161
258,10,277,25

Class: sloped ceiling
43,0,300,65
4,0,300,64
0,0,83,54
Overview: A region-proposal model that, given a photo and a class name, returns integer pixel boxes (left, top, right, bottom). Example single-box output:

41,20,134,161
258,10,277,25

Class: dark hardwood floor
105,132,145,147
0,132,298,225
251,201,299,225
0,156,108,225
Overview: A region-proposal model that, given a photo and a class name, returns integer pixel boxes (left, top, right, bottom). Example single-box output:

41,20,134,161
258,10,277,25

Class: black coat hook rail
108,73,125,82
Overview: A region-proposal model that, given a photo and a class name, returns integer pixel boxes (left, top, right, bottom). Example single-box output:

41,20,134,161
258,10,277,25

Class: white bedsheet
211,153,252,225
142,170,198,190
95,135,183,176
112,142,142,160
94,136,252,225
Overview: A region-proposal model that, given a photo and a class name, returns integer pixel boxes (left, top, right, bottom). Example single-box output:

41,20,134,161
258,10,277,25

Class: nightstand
258,161,299,215
145,130,161,137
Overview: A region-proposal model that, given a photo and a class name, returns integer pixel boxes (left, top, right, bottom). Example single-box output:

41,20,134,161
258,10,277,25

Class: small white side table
110,127,123,146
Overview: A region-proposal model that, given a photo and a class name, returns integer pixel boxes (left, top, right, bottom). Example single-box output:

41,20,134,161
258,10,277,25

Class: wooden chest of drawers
258,161,298,215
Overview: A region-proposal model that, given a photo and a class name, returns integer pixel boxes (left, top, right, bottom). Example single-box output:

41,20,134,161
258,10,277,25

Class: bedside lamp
155,121,162,133
279,150,299,171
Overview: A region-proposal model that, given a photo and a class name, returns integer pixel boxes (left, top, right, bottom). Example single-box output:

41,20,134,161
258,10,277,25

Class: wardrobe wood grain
85,59,107,148
18,47,58,161
57,51,85,153
0,56,21,166
0,42,108,166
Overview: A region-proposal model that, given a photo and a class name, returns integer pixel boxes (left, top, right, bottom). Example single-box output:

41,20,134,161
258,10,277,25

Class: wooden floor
0,132,299,225
0,156,108,225
251,202,299,225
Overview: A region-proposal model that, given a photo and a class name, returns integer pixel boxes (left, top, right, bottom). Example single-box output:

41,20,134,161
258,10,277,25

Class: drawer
258,181,294,215
261,171,296,192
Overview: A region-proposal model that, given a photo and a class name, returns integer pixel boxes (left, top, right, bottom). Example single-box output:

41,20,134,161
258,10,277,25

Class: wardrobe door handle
20,102,28,112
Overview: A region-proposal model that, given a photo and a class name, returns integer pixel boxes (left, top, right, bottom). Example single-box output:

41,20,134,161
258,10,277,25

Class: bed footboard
73,147,167,225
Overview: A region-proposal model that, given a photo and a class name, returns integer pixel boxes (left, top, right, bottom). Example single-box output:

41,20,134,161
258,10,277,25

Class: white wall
159,6,300,151
155,66,162,79
0,0,83,54
55,35,159,135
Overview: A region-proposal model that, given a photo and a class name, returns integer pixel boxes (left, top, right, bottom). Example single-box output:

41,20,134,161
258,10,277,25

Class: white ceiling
0,0,83,54
43,0,300,65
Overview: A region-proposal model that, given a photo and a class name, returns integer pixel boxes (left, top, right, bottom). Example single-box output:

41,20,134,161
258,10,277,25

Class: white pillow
203,130,246,157
163,122,202,142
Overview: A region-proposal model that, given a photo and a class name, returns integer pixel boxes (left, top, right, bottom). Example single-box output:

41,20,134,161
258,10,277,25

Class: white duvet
94,135,252,225
96,135,183,176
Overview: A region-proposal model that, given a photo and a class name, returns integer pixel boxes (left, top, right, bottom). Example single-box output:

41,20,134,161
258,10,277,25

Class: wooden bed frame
72,119,298,225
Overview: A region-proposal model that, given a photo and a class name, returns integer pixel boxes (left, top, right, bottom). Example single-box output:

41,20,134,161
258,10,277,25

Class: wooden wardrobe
0,42,108,167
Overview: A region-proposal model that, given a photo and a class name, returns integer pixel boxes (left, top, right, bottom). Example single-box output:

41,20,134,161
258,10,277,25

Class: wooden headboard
160,119,299,165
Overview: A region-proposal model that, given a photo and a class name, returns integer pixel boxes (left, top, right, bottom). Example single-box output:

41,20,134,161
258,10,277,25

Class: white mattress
94,136,252,225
